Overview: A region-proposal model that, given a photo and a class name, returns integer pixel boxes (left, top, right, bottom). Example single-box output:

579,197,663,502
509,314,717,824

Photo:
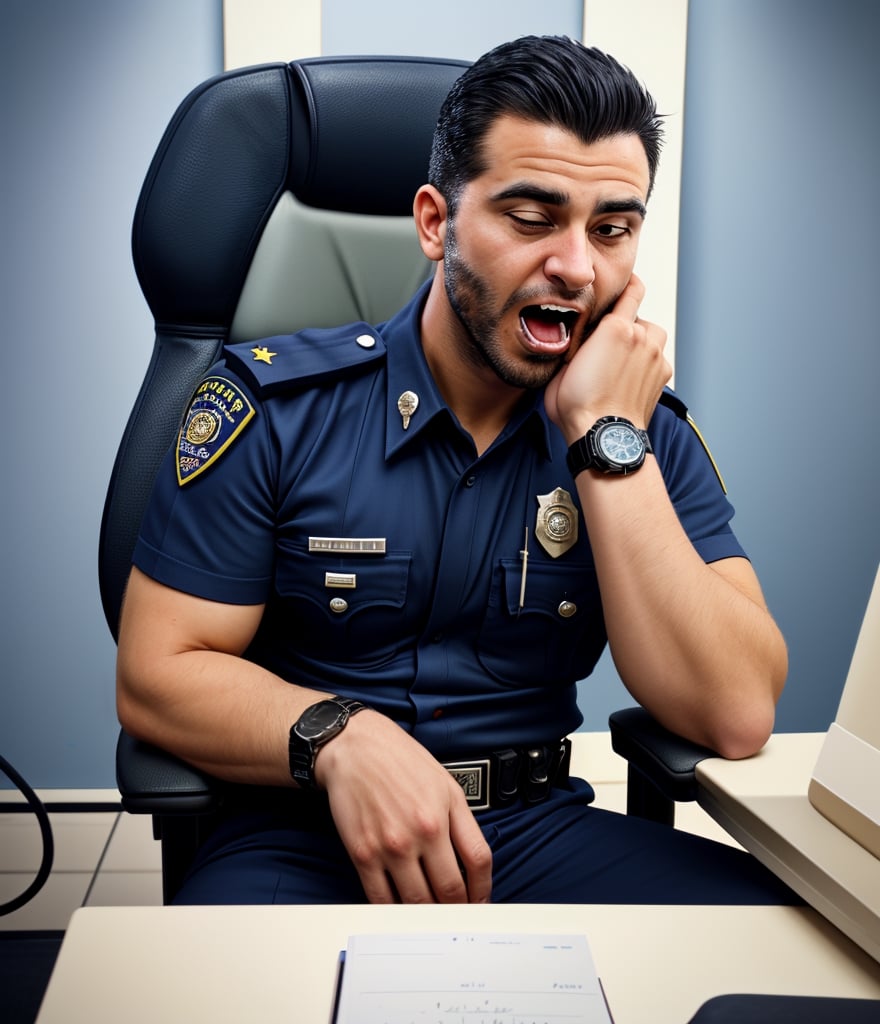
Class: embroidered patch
176,375,255,486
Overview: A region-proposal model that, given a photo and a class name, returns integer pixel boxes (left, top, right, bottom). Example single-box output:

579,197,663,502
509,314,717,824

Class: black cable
0,754,54,916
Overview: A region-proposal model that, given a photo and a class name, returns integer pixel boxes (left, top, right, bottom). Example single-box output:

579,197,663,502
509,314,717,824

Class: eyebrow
596,197,648,219
490,182,647,220
490,182,570,206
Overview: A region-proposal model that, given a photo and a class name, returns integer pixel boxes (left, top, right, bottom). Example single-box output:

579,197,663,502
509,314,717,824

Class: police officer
117,36,794,905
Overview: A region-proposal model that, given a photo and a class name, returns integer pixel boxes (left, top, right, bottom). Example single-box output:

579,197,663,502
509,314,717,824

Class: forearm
578,460,787,758
117,647,327,786
115,566,329,786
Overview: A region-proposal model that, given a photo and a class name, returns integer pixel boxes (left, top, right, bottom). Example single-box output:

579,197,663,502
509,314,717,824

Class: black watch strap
566,416,653,477
288,696,368,788
330,696,367,717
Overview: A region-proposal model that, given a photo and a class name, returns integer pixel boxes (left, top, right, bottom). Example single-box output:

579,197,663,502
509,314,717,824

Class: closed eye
507,212,553,233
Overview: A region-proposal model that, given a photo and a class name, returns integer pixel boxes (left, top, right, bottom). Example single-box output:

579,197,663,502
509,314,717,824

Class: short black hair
429,35,664,211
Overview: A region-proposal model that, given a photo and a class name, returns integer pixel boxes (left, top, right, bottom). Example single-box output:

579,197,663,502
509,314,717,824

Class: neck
420,276,524,456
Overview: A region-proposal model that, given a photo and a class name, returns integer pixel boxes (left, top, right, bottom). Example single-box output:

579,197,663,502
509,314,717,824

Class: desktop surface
696,733,880,962
37,902,880,1024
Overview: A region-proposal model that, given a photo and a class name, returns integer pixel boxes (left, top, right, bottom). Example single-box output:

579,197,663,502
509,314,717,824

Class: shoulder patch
224,323,386,397
176,375,255,486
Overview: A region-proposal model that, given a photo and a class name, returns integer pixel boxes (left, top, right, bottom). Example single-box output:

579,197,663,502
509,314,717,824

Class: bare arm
545,277,787,758
575,470,786,757
116,567,492,901
116,566,306,784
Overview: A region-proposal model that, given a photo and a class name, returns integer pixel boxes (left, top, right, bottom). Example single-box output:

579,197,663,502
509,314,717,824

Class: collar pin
397,391,419,430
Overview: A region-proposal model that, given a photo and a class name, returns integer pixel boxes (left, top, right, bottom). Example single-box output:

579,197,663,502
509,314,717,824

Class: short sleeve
649,403,748,565
132,370,278,605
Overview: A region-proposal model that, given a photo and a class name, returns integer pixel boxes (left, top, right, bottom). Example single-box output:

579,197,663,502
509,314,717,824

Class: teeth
559,321,569,343
540,304,577,314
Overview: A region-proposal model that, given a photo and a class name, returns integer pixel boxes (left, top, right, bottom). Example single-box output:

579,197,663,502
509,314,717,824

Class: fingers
324,718,492,905
349,794,491,905
610,273,646,324
608,275,667,351
449,801,493,903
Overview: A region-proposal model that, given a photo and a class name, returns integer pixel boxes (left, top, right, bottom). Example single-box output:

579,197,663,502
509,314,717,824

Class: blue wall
1,0,223,788
676,0,880,732
323,0,582,59
1,0,876,789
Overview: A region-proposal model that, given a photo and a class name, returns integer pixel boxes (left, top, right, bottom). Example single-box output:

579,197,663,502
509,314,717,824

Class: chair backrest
98,55,468,638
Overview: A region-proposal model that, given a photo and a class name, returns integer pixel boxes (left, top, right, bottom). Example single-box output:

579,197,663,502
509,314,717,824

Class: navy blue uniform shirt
134,283,745,761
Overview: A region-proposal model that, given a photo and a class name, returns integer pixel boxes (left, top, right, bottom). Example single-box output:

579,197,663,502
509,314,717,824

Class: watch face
296,701,346,740
596,422,644,465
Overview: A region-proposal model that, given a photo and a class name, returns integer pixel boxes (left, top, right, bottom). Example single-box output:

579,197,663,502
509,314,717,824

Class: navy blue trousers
173,778,799,906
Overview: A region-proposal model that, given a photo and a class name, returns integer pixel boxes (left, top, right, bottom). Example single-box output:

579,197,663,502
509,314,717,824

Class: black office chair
100,54,711,904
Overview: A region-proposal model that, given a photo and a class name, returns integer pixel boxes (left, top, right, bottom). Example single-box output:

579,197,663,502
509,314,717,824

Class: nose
543,231,596,292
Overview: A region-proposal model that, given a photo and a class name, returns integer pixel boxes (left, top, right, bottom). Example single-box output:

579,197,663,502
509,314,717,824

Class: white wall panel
583,0,688,368
224,0,322,68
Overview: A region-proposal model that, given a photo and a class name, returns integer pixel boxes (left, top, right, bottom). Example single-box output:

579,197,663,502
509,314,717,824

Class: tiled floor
0,796,162,931
0,734,737,932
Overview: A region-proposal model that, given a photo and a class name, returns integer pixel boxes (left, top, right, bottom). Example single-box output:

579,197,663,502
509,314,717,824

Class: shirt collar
382,282,555,464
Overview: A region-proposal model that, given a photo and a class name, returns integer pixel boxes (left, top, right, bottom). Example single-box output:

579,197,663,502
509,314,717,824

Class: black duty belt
442,739,571,811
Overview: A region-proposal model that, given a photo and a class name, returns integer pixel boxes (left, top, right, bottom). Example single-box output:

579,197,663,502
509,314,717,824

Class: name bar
308,537,387,554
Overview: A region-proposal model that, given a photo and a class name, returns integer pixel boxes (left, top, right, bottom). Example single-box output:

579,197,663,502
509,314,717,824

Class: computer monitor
809,563,880,860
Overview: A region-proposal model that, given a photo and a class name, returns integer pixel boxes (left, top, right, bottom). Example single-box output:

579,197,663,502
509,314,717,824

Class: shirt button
431,633,443,643
464,475,476,488
329,598,348,614
558,601,577,618
432,708,444,720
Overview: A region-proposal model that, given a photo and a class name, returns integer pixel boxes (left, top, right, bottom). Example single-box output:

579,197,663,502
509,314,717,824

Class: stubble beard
442,222,603,392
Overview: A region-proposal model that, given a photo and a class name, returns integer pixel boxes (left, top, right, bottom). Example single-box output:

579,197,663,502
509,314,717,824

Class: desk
696,734,880,962
37,903,880,1023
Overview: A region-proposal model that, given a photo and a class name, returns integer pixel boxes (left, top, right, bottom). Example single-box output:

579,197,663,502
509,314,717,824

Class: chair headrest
132,55,468,332
290,56,469,216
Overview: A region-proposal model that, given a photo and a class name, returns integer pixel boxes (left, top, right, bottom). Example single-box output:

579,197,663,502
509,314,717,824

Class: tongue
523,313,565,346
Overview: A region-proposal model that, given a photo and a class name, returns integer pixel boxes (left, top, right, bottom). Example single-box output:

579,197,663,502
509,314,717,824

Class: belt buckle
444,759,491,811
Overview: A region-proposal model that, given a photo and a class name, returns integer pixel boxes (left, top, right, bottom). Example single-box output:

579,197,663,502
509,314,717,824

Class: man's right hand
315,710,493,904
117,570,491,903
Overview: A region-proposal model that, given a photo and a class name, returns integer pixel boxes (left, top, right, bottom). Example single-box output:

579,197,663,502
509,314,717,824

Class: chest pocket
274,545,412,670
478,558,606,687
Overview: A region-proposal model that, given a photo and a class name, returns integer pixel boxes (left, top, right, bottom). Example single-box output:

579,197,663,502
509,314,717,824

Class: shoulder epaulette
657,388,727,493
657,387,688,419
224,322,386,397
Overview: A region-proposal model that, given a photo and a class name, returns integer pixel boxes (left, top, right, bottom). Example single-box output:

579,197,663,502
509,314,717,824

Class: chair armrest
608,707,717,824
116,730,223,815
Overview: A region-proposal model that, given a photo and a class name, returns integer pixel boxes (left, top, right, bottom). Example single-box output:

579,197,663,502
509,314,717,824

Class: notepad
332,932,613,1023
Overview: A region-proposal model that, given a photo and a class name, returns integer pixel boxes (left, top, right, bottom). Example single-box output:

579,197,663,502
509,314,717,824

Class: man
117,36,794,905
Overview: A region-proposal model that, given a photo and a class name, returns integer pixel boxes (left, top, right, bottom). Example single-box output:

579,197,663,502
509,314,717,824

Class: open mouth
519,304,579,353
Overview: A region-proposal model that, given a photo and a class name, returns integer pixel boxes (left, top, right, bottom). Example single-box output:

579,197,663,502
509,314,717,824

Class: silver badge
535,487,579,558
397,390,419,430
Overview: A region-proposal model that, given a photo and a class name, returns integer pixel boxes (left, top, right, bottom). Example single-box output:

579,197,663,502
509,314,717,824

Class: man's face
440,114,651,391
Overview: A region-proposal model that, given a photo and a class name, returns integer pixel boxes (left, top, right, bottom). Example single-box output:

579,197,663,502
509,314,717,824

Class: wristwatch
288,696,368,788
566,416,653,477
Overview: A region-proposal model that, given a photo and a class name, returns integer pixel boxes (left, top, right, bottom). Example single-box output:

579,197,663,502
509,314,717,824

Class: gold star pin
251,345,277,365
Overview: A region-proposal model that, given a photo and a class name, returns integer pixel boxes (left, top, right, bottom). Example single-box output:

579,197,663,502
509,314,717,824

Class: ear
413,185,448,262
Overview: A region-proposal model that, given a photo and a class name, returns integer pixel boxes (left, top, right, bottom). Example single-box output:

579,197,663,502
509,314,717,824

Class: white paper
333,932,612,1024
